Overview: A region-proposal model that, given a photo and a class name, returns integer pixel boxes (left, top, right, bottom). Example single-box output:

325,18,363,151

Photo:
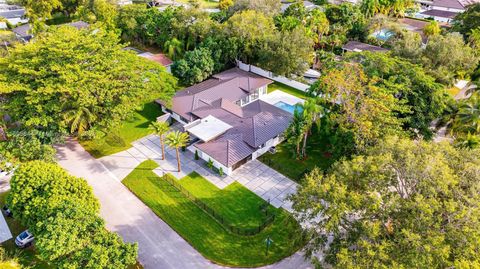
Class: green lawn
80,102,162,158
178,172,270,230
268,82,311,100
122,160,303,267
0,192,51,269
258,128,336,182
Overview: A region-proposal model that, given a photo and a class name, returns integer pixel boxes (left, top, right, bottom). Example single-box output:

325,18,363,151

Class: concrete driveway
55,139,312,269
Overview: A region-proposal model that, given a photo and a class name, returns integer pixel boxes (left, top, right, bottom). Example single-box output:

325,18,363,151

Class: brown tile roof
170,68,273,122
164,68,292,168
420,9,458,18
194,100,292,167
342,41,389,52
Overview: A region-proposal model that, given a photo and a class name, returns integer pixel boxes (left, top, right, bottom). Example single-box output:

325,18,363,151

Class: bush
78,129,97,141
219,167,224,176
207,159,214,169
195,150,199,160
171,48,214,86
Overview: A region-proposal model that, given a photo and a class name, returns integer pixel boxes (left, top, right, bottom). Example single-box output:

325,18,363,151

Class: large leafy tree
452,3,480,39
258,26,314,77
346,52,449,139
291,136,480,268
451,92,480,136
171,47,215,85
312,63,405,155
0,25,176,136
360,0,414,17
8,161,138,268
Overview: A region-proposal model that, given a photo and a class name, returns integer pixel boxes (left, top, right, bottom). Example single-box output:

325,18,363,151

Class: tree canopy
7,161,138,268
0,25,176,135
291,136,480,268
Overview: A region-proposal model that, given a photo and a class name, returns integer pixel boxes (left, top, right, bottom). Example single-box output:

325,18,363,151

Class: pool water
274,101,303,114
372,29,394,41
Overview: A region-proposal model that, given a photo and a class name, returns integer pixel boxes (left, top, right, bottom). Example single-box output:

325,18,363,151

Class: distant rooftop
342,41,389,53
420,9,458,18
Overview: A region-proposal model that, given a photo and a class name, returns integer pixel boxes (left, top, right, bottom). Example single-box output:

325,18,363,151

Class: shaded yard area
80,102,162,158
176,0,219,8
258,128,336,182
122,160,303,267
0,192,50,269
268,82,310,100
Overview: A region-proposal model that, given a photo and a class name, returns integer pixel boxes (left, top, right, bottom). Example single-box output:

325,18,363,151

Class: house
11,21,90,42
415,0,480,22
156,68,293,175
138,52,173,73
342,41,389,53
0,4,28,27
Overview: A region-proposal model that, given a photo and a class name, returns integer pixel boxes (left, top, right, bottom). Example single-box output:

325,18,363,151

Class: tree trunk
302,132,308,158
176,148,181,172
160,136,165,160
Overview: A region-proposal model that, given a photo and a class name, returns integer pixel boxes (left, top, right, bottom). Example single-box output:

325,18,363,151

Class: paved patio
99,134,299,213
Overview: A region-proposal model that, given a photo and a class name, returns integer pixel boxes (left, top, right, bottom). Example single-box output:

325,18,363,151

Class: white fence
236,61,310,92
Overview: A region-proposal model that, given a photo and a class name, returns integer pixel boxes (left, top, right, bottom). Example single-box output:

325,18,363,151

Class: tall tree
171,47,214,85
149,121,170,160
423,20,441,38
0,26,176,136
313,63,405,154
164,38,184,61
421,33,479,85
346,52,449,139
165,131,189,172
452,3,480,39
258,26,314,77
291,136,480,268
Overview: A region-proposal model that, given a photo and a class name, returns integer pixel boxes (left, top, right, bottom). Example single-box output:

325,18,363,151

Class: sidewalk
99,134,299,212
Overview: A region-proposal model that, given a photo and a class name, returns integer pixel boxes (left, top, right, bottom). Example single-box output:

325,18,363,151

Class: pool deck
260,90,305,106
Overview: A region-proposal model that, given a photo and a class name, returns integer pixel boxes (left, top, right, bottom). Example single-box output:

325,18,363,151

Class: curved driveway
55,139,312,269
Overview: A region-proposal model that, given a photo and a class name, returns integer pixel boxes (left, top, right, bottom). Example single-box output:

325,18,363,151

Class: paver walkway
100,134,299,212
56,138,312,269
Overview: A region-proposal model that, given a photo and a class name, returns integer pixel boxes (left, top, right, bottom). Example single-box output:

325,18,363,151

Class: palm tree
63,107,96,135
165,131,189,172
164,38,184,61
299,98,323,158
453,93,480,135
149,121,170,160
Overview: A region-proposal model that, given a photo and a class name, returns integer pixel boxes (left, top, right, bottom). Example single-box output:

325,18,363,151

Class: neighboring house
138,52,173,73
11,21,90,42
415,0,480,22
157,68,293,175
342,41,389,53
0,5,28,27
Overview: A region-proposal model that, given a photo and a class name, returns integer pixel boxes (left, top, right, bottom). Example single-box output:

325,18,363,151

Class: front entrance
232,155,252,171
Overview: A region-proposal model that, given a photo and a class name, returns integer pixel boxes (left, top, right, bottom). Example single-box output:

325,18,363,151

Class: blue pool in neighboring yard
274,101,303,114
372,29,394,41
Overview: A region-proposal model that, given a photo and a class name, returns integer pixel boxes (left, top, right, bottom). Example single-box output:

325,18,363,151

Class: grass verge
122,160,303,267
80,102,162,158
268,82,310,100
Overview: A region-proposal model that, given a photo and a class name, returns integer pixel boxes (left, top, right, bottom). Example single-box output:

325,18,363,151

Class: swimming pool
274,101,303,114
372,29,394,41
